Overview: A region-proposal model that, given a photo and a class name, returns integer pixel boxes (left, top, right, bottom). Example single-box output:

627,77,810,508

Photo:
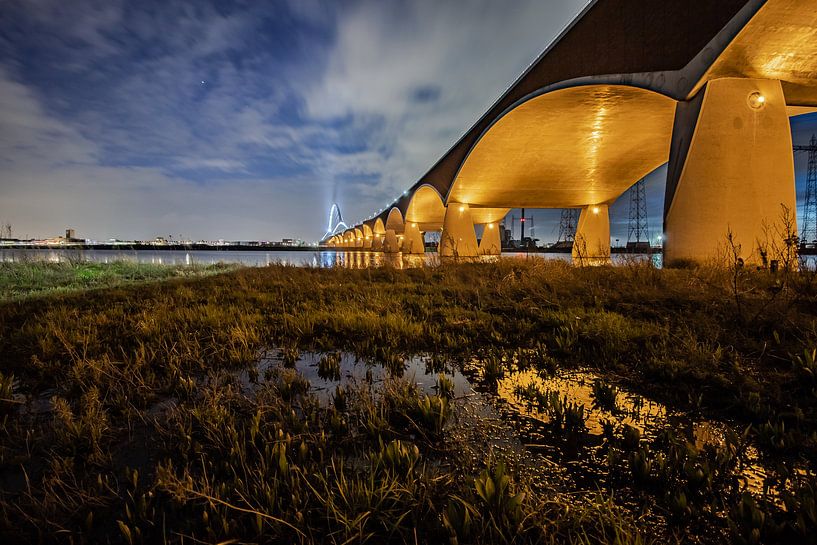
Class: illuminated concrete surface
371,218,386,251
449,86,676,209
691,0,817,105
402,222,425,254
373,218,386,235
383,229,400,253
405,185,446,231
361,224,374,249
479,222,501,255
386,208,405,233
665,78,797,263
440,203,479,257
573,204,611,262
323,0,817,264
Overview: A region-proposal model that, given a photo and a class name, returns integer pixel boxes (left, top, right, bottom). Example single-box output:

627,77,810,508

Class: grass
0,260,236,300
0,258,816,543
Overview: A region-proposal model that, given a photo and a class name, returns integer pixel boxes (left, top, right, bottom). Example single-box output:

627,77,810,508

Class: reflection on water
498,369,666,436
246,350,547,485
241,350,813,503
494,366,813,499
319,251,436,269
3,248,815,270
249,351,472,404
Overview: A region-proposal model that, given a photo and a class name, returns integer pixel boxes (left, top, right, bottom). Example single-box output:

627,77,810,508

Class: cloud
0,61,324,241
303,0,590,220
175,158,248,173
0,65,98,167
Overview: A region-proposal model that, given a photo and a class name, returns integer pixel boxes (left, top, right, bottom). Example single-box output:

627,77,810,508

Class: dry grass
0,259,816,543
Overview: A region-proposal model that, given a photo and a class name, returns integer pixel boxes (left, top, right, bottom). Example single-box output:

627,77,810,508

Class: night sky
1,0,815,243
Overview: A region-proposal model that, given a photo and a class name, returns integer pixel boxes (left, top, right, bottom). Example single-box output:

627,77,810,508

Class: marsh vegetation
0,259,816,543
0,260,235,300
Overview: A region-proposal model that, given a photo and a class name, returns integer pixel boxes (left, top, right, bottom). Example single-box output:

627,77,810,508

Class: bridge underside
691,0,817,105
449,85,676,209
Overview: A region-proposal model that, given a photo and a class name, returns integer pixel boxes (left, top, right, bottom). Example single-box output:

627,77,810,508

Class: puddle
492,366,814,501
247,349,570,489
238,350,816,505
248,351,473,404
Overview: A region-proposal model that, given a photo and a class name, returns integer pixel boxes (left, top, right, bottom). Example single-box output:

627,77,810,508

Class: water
0,248,326,267
493,368,783,497
2,248,814,270
1,248,657,267
244,349,813,504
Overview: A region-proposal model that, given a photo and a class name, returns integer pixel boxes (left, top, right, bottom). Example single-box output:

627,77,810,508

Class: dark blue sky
1,0,815,242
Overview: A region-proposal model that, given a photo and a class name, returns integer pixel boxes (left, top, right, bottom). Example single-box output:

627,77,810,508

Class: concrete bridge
325,0,817,264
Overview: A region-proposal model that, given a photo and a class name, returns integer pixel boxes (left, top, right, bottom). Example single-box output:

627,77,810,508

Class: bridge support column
402,222,425,254
664,78,796,265
573,204,610,264
479,222,501,255
440,203,479,257
371,235,384,251
363,236,372,249
383,229,401,253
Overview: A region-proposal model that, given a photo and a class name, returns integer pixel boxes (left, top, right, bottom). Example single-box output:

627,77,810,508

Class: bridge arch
447,84,676,210
360,224,374,248
344,229,356,247
373,217,386,234
385,207,405,233
405,184,446,232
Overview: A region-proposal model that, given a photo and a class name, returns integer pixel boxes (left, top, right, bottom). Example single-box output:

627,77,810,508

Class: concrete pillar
478,222,501,255
363,236,372,249
402,222,425,254
573,204,610,264
440,203,479,257
371,235,384,251
383,229,400,253
664,78,796,265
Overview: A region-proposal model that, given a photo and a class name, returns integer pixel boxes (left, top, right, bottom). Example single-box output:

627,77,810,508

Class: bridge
324,0,817,264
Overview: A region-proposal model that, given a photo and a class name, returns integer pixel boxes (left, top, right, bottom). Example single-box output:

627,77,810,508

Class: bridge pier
371,234,384,251
402,222,425,254
361,225,373,249
383,229,401,253
573,204,610,264
664,78,797,265
440,203,479,257
478,222,501,255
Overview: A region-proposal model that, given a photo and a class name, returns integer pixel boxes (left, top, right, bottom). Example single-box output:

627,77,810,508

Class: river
1,248,815,269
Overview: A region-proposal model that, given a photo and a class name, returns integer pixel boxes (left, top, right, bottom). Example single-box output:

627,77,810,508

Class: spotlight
747,92,766,110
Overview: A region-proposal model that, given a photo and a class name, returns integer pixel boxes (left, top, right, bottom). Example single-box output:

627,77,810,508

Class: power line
557,209,579,243
627,178,649,247
794,134,817,245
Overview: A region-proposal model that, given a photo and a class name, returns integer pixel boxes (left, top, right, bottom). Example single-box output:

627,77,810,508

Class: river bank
1,260,816,543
